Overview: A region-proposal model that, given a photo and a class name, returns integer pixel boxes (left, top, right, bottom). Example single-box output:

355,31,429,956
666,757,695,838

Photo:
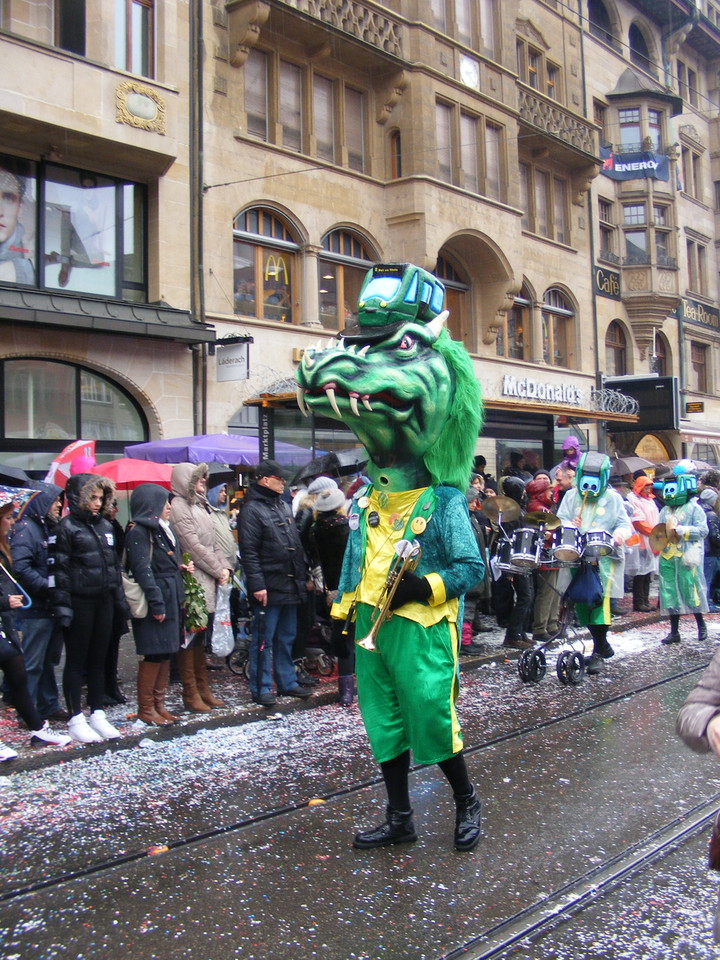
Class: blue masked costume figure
556,452,632,674
655,463,709,645
296,263,485,851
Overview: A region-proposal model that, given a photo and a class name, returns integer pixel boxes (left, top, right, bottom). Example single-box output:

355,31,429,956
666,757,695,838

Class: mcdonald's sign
264,255,288,284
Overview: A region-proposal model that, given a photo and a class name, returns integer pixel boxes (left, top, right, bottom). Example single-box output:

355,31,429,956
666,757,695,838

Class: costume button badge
348,514,360,530
368,511,380,527
410,517,427,535
357,496,370,509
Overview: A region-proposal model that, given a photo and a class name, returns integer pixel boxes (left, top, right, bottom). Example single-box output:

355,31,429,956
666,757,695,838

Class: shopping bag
210,582,234,657
565,562,603,608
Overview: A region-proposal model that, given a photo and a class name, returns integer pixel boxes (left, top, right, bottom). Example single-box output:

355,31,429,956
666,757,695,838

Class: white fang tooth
358,345,370,358
327,338,337,350
349,394,360,417
336,338,346,352
325,386,341,417
361,395,373,412
346,344,357,356
296,386,309,417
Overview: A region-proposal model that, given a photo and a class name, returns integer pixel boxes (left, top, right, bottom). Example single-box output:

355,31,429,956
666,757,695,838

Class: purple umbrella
124,434,311,467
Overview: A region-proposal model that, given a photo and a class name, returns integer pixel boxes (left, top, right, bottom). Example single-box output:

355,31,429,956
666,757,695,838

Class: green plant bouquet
181,551,208,647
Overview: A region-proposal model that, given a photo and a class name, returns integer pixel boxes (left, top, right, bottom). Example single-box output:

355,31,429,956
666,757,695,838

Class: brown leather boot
193,645,226,708
137,660,168,725
153,659,179,723
177,646,211,713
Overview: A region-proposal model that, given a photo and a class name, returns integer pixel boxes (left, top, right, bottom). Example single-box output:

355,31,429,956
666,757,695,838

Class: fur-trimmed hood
64,473,116,521
170,462,208,504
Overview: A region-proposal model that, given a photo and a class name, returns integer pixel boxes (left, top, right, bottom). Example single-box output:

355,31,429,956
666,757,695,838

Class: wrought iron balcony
623,252,651,266
598,250,621,266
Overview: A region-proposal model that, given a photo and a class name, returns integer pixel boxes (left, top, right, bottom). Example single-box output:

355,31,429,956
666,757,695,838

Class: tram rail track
0,661,711,911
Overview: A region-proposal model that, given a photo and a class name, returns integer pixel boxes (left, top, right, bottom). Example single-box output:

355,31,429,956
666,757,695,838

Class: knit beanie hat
307,476,338,495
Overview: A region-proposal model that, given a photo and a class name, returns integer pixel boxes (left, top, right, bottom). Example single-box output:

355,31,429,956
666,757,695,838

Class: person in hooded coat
10,481,66,720
207,482,237,572
626,475,660,612
49,473,130,743
169,462,230,712
126,483,187,725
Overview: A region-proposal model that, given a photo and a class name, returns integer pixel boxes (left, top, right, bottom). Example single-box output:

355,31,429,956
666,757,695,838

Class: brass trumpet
356,539,422,652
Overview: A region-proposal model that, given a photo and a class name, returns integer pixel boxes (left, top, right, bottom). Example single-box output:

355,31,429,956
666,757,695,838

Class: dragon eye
398,334,415,350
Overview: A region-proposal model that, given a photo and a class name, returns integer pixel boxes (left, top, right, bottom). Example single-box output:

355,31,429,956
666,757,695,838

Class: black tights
669,614,705,633
2,653,42,731
380,749,473,811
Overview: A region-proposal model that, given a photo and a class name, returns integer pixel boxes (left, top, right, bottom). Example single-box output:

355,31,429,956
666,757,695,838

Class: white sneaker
30,720,72,747
88,710,121,740
68,713,103,744
0,741,18,762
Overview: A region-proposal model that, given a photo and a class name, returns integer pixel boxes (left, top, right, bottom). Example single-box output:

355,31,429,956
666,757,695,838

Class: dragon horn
426,310,448,342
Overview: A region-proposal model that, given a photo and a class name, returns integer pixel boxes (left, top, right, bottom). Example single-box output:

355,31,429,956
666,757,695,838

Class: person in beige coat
169,463,230,712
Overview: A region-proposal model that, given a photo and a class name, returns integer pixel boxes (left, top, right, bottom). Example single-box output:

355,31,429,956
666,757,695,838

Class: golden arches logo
264,255,288,284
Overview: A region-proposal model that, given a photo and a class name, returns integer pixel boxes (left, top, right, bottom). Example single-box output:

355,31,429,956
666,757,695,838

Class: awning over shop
0,287,216,344
483,398,638,424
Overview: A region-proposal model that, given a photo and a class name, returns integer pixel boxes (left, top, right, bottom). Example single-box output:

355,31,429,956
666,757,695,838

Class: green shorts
354,603,463,766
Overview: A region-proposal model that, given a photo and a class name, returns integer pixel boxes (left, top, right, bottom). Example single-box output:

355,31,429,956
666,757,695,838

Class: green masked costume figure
654,463,709,646
296,263,485,851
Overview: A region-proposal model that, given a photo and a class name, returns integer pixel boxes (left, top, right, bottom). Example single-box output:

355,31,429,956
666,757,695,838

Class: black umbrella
207,463,236,487
292,452,341,484
334,447,369,475
0,463,30,487
609,455,654,477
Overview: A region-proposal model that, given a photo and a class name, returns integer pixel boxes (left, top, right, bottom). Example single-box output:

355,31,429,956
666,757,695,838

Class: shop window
115,0,154,77
56,0,85,56
233,207,299,324
629,22,656,77
0,154,146,299
1,359,146,442
686,238,707,296
691,341,708,393
318,229,373,332
496,285,530,361
542,288,575,368
434,253,471,348
605,321,627,377
520,164,568,243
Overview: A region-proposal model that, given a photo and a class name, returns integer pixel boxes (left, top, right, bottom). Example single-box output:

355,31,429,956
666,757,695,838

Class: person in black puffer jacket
238,460,313,706
49,473,129,744
10,481,66,720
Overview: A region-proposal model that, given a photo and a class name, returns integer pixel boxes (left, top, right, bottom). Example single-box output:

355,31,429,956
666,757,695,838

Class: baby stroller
298,614,335,677
226,566,252,680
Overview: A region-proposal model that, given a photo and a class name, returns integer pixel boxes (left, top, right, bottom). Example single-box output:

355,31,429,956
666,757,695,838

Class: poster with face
0,155,36,285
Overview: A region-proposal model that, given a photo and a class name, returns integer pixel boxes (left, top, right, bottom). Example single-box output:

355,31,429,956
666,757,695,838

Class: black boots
338,675,354,707
353,806,417,849
662,615,681,645
697,615,708,642
454,790,482,851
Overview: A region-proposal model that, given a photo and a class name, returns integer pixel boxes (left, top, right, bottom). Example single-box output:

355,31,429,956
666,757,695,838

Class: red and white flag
44,440,96,489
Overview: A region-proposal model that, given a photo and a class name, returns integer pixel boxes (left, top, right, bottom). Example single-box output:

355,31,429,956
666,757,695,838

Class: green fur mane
423,329,484,491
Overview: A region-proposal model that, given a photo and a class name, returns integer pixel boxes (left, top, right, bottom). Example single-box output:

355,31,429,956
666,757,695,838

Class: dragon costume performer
654,462,709,645
556,452,632,674
296,263,485,851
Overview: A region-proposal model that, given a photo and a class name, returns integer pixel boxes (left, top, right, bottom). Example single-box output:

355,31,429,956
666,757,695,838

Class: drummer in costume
655,462,709,645
556,452,632,674
295,263,485,851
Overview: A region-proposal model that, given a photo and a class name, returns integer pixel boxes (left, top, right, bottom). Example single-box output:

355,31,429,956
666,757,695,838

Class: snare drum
510,527,542,568
553,524,581,562
581,528,614,559
496,539,517,572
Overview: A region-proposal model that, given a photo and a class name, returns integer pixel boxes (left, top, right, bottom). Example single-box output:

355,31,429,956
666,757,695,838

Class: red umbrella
92,458,173,491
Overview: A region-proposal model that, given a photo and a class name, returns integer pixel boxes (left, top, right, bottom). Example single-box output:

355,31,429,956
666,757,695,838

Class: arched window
233,208,300,324
652,332,669,376
588,0,616,46
434,253,471,348
542,288,575,368
1,358,147,469
497,284,530,360
605,320,627,377
629,23,655,76
318,229,374,331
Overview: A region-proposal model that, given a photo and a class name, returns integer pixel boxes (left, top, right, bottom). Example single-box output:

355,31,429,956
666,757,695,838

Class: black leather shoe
252,691,277,707
454,790,482,851
279,685,311,699
698,626,709,642
353,806,417,849
585,655,602,675
661,632,681,645
597,642,615,660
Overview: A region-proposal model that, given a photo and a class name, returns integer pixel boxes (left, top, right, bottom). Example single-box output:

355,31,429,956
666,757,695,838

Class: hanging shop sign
599,146,669,182
593,265,621,301
216,339,251,382
501,375,583,406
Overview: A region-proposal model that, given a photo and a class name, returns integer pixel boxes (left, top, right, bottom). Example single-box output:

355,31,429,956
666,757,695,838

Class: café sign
502,375,583,406
593,265,621,301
